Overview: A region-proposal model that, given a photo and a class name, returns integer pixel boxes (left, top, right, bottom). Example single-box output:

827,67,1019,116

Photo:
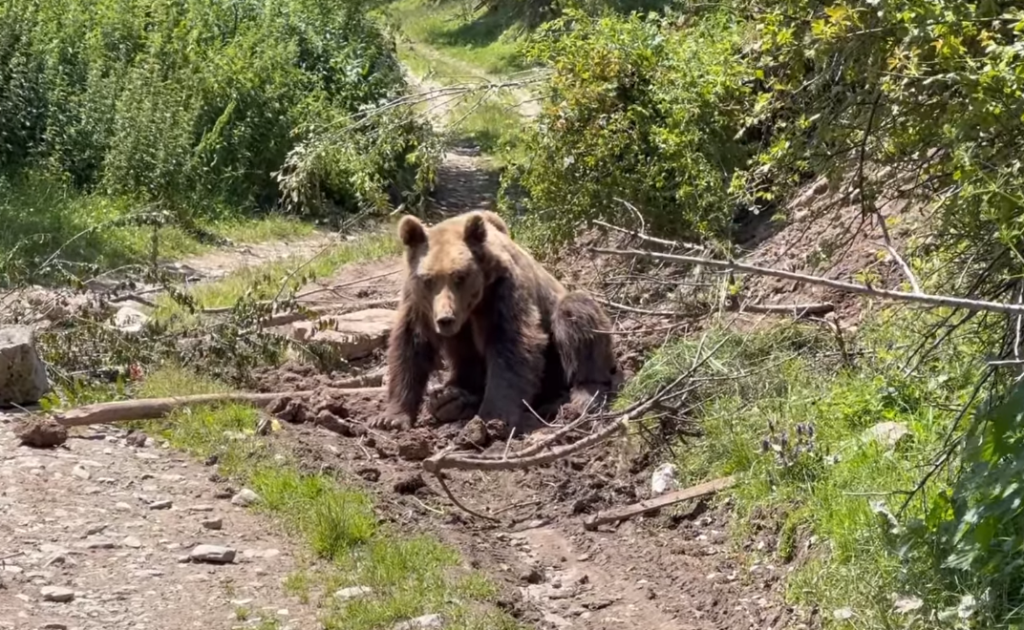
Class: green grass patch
153,232,399,324
139,367,522,630
0,173,316,285
619,312,990,629
386,0,528,75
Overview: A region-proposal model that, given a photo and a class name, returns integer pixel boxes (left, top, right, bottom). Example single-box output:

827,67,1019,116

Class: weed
139,366,522,630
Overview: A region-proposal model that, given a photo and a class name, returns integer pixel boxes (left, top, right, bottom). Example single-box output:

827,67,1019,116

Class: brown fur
374,211,620,431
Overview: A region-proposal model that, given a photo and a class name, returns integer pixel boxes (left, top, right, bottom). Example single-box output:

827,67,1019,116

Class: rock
201,517,223,530
231,488,260,507
863,422,911,449
0,326,50,405
833,608,854,621
148,499,173,510
82,536,116,549
393,614,443,629
335,586,374,602
397,430,433,461
122,536,142,549
650,463,679,495
40,623,69,630
125,431,148,448
455,416,489,449
71,465,91,480
189,545,236,564
15,418,67,448
306,309,396,360
113,306,148,333
40,586,75,603
519,566,544,584
393,473,426,495
893,596,924,615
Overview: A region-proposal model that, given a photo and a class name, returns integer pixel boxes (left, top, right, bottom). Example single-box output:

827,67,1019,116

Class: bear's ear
398,215,427,248
464,213,489,245
480,211,508,235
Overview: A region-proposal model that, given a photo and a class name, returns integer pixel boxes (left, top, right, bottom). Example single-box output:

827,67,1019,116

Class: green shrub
0,0,436,222
499,9,753,245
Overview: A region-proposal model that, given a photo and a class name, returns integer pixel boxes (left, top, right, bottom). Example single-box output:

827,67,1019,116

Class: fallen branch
726,297,835,317
594,219,704,252
582,475,736,531
592,246,1024,316
422,417,628,473
54,387,384,427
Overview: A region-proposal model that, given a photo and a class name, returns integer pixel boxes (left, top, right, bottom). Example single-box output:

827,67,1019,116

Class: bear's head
397,211,507,337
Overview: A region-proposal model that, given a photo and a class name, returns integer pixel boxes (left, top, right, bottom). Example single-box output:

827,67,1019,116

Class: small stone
396,431,433,461
189,545,236,564
335,586,374,602
125,431,148,448
40,623,69,630
0,326,50,405
122,536,142,549
14,418,67,448
201,517,223,530
148,500,172,510
83,537,116,549
650,462,679,495
519,566,544,584
833,608,854,621
393,613,443,629
40,586,75,603
863,421,912,449
71,465,91,480
231,488,260,507
85,523,108,536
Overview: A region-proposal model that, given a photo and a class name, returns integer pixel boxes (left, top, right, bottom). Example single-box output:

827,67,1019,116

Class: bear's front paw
369,409,413,431
427,386,481,424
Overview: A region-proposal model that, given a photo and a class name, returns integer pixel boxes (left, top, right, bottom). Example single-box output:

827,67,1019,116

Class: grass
384,0,532,155
385,0,528,75
152,232,400,324
0,172,317,286
617,311,989,629
138,366,523,630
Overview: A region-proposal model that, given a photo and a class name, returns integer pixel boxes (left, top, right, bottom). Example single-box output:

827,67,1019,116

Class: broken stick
54,387,385,427
582,475,736,531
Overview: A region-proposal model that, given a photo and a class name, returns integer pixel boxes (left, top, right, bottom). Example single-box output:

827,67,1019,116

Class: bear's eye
420,275,436,291
451,272,465,287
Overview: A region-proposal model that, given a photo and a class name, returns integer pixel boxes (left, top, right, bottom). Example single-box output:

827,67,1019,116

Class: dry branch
54,387,384,427
726,297,834,316
592,246,1024,316
582,475,736,531
422,417,629,473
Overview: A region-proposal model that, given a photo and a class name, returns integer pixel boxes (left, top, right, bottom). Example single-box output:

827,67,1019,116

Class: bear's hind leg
552,292,620,415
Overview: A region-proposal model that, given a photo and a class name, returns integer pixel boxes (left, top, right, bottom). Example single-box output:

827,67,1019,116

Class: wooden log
582,475,736,531
54,387,385,427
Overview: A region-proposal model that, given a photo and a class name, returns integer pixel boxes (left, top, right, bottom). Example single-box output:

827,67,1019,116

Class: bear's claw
427,386,481,424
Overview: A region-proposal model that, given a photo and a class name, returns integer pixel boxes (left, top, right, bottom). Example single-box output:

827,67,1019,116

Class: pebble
122,536,142,549
148,499,173,510
71,465,91,480
201,517,223,530
335,586,374,601
189,544,236,564
40,586,75,603
393,614,443,629
231,488,260,507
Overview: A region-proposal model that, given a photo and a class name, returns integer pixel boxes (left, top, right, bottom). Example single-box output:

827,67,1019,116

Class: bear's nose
436,315,457,331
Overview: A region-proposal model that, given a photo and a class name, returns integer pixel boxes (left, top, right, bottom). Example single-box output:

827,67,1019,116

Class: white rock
393,614,443,629
863,421,911,449
335,586,374,602
650,463,679,495
0,326,50,405
71,465,91,480
189,545,236,564
122,536,142,549
893,596,924,614
833,608,854,621
302,309,396,360
113,306,148,333
231,488,260,507
41,586,75,603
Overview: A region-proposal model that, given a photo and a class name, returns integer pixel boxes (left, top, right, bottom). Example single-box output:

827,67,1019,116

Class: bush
499,9,753,244
0,0,436,223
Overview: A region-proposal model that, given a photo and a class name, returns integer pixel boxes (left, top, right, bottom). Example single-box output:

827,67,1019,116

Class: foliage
500,9,753,244
619,310,994,628
0,0,438,227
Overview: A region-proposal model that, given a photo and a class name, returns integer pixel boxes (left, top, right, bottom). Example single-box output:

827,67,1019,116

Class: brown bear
372,210,620,432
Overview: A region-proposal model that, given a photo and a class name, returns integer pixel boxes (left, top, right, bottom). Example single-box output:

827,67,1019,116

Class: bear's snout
435,314,459,336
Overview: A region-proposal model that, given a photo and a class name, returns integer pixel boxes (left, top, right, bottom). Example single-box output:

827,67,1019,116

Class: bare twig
433,473,499,522
594,218,705,252
592,246,1024,316
583,475,736,530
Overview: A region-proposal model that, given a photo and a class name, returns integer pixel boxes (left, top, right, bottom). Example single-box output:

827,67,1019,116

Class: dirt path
0,415,317,630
